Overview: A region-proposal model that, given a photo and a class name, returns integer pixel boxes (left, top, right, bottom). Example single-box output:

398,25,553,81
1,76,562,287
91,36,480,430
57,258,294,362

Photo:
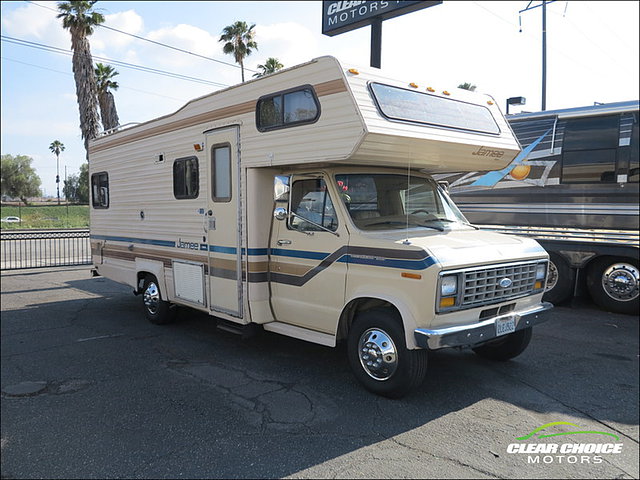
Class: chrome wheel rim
546,260,559,291
143,282,160,315
358,328,398,381
601,263,639,302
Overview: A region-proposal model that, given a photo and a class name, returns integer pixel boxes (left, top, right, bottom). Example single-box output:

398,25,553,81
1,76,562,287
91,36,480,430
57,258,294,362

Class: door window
288,178,338,232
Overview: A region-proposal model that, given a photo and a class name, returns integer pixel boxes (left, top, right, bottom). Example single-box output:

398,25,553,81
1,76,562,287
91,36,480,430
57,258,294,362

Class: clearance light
440,297,455,308
442,90,451,96
348,68,359,75
426,87,435,92
409,82,419,88
401,272,422,280
487,100,494,106
193,143,203,152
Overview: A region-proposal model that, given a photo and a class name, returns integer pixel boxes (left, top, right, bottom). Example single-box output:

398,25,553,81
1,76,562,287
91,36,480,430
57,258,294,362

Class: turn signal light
401,272,422,280
440,297,455,308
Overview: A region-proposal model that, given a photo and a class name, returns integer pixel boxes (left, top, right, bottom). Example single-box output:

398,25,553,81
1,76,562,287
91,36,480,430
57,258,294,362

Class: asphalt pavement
1,266,638,479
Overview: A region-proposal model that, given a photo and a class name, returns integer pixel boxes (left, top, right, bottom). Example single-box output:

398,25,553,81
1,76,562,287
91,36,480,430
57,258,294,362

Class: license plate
496,316,516,337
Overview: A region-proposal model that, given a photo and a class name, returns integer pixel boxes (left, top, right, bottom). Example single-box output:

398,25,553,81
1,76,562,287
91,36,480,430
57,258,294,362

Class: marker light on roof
426,87,435,92
348,68,359,75
409,83,419,88
443,90,451,96
487,100,494,105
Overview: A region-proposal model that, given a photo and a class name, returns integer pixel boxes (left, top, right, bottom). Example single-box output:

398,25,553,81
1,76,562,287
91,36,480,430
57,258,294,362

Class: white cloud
252,22,319,69
1,1,68,48
145,24,219,67
92,10,144,51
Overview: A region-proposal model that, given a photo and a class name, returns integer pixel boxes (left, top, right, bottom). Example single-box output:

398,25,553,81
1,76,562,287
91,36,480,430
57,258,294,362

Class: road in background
1,267,638,479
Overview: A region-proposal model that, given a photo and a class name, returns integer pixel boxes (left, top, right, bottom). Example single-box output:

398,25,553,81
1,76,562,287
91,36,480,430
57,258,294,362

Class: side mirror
273,207,287,221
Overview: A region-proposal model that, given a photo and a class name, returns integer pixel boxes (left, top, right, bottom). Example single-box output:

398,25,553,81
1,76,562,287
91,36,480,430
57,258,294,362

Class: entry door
269,174,347,334
205,126,242,317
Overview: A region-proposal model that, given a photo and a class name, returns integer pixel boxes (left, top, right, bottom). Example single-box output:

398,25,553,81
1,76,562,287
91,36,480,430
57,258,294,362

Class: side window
561,115,619,183
630,114,639,182
212,145,231,202
256,85,319,131
173,156,199,199
91,172,109,208
288,179,338,232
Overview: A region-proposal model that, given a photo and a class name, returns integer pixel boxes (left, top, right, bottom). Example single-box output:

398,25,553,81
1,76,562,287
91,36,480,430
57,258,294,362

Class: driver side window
288,178,338,232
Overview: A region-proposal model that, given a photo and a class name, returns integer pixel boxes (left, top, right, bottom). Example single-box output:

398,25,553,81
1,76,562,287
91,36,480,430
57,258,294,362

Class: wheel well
135,271,152,294
336,298,402,343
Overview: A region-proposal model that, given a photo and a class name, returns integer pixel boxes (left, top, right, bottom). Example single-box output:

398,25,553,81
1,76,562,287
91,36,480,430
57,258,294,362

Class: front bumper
414,302,553,350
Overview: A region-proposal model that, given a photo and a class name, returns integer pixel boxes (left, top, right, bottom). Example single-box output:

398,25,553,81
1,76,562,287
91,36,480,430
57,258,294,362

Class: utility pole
519,1,556,111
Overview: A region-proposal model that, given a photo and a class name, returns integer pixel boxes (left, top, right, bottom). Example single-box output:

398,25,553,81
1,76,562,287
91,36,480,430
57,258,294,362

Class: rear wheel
543,252,574,305
347,309,427,398
586,258,639,315
142,275,176,325
472,327,532,361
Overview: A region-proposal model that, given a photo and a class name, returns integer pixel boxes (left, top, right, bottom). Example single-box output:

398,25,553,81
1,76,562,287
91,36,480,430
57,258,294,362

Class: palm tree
219,21,258,83
95,63,120,132
57,1,104,161
49,140,65,205
458,82,477,92
253,57,284,78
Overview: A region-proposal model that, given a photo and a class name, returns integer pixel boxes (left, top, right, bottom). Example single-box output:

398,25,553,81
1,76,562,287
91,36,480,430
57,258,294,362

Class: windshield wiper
365,220,444,232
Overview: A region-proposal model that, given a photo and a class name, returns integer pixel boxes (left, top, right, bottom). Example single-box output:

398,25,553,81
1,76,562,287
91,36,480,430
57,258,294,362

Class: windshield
335,173,470,231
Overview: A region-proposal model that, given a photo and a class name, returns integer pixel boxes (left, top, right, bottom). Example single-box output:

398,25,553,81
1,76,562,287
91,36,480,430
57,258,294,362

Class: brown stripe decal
89,78,348,154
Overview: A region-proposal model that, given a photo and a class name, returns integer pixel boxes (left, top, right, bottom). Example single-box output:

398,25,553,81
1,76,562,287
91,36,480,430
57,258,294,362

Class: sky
1,0,638,198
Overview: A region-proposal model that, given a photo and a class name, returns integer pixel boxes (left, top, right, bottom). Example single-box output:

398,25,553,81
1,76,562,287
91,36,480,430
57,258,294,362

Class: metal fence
0,229,91,271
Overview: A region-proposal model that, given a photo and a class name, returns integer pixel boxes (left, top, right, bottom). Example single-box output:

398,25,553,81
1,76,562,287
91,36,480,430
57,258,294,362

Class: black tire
347,308,427,398
586,257,639,315
543,252,575,305
142,275,176,325
472,327,532,361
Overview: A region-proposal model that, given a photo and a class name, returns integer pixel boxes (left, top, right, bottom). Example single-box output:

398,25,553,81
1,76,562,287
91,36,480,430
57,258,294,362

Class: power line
24,0,258,74
1,35,230,88
0,56,191,102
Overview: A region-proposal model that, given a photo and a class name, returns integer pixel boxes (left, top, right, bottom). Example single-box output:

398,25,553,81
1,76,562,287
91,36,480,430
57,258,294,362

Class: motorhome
89,56,551,397
438,101,639,315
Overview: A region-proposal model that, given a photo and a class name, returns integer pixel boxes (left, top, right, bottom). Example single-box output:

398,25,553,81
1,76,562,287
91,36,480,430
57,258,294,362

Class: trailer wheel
142,275,176,325
472,327,532,361
586,258,639,315
543,253,574,305
347,308,427,398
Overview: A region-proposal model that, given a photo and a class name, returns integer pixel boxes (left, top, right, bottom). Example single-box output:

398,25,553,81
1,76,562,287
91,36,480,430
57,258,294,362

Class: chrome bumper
414,302,553,350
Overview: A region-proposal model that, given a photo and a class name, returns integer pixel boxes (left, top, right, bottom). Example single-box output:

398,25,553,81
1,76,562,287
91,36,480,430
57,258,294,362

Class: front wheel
472,327,532,361
347,309,427,398
586,258,639,315
543,252,575,305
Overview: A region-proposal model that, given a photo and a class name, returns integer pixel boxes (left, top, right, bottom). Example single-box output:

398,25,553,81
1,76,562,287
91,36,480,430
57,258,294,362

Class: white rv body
89,56,551,397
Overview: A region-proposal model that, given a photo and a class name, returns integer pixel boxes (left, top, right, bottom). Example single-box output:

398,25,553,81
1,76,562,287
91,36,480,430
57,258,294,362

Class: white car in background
1,216,21,223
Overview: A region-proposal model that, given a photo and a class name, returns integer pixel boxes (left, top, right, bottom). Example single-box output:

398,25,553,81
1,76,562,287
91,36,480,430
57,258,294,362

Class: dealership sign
322,1,442,36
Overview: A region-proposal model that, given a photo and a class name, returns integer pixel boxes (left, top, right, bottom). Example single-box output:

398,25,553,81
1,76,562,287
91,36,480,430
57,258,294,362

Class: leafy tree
458,82,477,91
63,163,89,203
95,63,120,132
57,1,104,160
64,163,89,203
49,140,65,205
219,21,258,82
253,57,284,78
78,163,89,203
1,154,42,205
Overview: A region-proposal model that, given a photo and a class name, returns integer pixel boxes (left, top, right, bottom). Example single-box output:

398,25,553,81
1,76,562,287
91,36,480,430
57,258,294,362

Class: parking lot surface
1,267,638,479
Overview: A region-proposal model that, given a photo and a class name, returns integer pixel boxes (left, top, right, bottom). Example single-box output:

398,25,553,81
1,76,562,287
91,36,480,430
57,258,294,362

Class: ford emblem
499,277,513,288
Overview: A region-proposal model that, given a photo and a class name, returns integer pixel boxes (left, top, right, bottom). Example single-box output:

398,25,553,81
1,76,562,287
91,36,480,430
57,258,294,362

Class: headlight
536,263,547,280
440,275,458,296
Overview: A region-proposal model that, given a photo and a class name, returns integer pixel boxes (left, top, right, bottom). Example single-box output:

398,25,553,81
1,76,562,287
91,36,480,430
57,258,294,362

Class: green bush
0,204,89,229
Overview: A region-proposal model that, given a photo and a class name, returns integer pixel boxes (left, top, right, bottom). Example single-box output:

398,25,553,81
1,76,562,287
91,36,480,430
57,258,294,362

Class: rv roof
508,100,639,121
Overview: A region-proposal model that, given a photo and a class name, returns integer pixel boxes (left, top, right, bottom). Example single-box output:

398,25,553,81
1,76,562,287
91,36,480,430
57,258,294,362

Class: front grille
461,262,538,308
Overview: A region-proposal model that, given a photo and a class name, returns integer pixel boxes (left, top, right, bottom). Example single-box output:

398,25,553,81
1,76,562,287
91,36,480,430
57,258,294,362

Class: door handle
277,239,292,246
